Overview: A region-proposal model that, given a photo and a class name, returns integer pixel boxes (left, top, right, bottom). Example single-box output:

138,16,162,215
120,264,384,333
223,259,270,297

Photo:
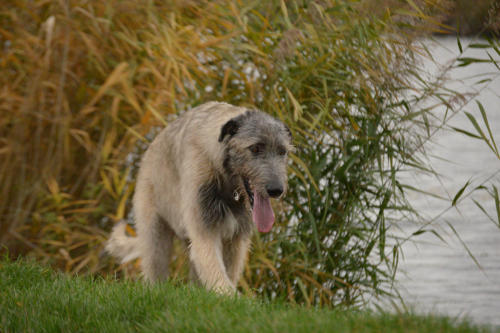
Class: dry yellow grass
0,0,244,275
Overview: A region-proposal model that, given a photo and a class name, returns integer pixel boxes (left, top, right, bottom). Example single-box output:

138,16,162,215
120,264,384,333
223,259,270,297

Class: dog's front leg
188,226,235,294
223,235,251,285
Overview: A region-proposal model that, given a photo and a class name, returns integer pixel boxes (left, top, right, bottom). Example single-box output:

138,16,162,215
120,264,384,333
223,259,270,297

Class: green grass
0,259,495,333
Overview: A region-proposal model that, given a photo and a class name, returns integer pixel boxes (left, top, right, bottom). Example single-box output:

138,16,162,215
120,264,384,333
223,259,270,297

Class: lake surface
395,37,500,327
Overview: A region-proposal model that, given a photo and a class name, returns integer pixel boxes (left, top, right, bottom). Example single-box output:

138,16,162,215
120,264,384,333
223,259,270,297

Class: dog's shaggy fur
106,102,292,293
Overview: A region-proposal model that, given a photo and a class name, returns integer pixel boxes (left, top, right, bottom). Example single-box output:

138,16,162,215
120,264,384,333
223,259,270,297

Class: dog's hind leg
134,182,174,283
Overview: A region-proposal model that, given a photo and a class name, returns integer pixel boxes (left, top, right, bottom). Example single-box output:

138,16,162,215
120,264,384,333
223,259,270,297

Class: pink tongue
252,190,275,233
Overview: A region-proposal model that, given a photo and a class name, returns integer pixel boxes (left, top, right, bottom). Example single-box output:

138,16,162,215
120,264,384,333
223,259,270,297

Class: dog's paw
212,281,237,296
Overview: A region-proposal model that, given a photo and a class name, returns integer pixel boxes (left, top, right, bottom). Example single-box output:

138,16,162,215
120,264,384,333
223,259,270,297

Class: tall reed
1,0,498,306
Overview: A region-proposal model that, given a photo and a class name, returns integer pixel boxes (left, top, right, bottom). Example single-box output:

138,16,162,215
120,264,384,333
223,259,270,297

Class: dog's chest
220,211,239,240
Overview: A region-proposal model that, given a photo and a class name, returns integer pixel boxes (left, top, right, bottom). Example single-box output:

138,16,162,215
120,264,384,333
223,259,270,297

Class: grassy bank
0,259,494,333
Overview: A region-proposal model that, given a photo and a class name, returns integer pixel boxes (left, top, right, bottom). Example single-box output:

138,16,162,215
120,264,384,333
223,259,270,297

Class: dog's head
219,110,293,232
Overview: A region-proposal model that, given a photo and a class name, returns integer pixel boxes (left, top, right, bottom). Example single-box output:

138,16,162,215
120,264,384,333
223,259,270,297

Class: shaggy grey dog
106,102,292,293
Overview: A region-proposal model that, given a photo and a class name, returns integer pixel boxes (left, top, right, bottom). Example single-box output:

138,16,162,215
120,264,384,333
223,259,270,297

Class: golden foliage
0,0,242,275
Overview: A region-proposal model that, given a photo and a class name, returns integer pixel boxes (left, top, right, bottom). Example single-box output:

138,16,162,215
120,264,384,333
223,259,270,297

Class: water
396,37,500,327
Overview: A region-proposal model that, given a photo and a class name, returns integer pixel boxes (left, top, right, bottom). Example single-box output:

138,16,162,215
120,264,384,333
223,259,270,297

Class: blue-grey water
396,37,500,327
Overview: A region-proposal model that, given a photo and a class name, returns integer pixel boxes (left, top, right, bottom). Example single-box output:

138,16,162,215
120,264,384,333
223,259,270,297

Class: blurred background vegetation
443,0,499,35
1,0,498,307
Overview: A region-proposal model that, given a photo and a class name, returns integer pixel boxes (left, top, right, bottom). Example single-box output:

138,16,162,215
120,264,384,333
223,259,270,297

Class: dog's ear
219,118,240,142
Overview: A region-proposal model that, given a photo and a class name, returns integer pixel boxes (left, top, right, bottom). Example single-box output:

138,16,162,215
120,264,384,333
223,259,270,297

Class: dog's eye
277,146,287,156
249,143,265,155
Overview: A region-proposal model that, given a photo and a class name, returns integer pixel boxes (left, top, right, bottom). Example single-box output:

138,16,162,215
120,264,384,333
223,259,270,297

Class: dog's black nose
266,186,283,198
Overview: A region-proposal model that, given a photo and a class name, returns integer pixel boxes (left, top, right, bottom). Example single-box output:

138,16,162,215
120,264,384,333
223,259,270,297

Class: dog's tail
105,222,141,263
